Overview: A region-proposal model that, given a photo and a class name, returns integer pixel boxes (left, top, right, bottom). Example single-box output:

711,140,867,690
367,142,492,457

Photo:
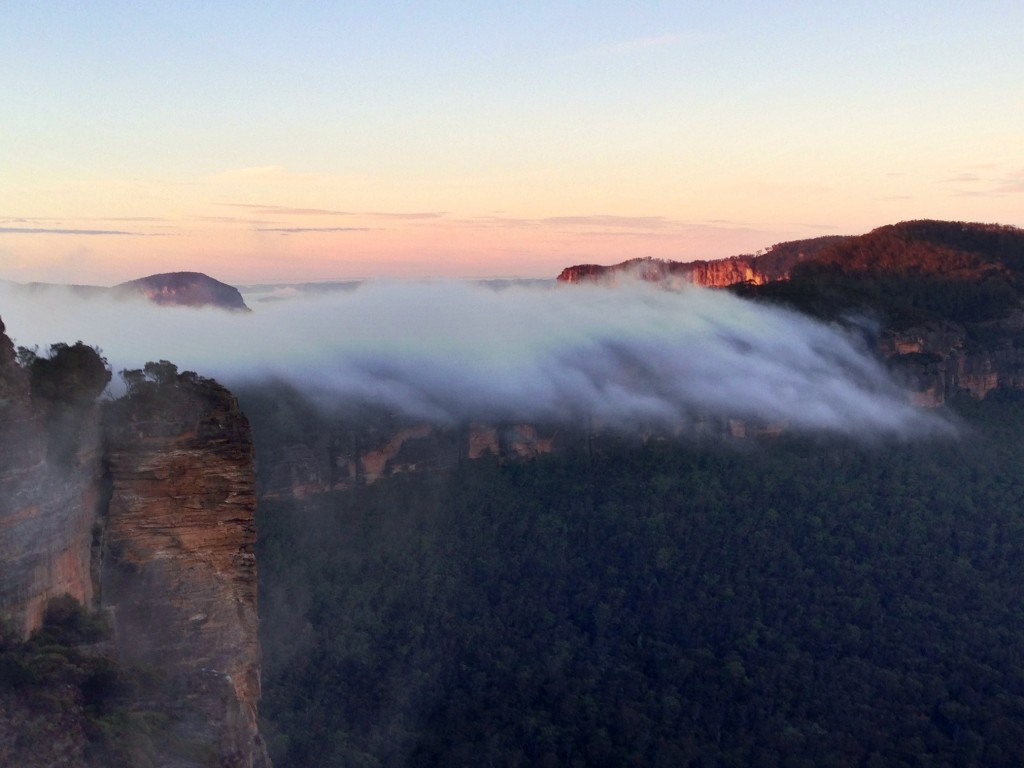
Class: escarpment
0,326,269,767
0,328,107,635
559,221,1024,407
250,398,565,500
556,236,847,288
102,365,269,767
557,255,771,287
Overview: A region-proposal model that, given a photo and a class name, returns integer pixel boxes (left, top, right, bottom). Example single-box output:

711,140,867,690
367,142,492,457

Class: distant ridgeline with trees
560,220,1024,330
730,221,1024,332
562,220,1024,405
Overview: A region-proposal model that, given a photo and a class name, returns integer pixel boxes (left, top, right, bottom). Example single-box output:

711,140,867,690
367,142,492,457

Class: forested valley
255,393,1024,767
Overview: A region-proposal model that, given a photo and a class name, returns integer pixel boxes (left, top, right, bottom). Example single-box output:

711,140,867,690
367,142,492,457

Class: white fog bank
0,279,950,437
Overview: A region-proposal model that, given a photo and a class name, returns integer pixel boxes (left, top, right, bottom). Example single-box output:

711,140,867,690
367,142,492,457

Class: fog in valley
0,278,950,437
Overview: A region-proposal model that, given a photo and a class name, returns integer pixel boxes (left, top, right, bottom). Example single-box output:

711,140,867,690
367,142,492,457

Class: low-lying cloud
0,279,949,437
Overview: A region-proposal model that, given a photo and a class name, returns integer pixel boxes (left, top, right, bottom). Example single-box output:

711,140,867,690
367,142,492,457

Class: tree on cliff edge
22,342,111,408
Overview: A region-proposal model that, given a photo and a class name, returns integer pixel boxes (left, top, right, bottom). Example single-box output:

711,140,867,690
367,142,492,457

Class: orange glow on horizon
0,211,808,285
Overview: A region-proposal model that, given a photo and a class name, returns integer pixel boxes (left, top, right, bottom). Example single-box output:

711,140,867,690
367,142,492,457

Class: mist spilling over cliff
0,278,945,437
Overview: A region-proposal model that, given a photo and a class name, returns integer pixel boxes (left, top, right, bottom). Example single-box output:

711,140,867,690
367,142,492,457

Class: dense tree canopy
731,221,1024,333
21,342,111,407
256,395,1024,767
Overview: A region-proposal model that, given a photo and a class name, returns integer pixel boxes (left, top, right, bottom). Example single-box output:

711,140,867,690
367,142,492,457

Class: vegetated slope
0,598,135,768
555,219,1024,330
817,220,1024,276
722,221,1024,404
257,393,1024,767
731,220,1024,327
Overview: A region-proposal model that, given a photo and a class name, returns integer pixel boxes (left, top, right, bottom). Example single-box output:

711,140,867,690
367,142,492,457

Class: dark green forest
256,395,1024,767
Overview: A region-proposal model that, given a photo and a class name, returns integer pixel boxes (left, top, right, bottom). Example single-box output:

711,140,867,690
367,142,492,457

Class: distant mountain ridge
806,220,1024,279
558,219,1024,406
725,220,1024,323
8,271,250,311
557,235,850,287
556,221,1024,290
113,271,249,310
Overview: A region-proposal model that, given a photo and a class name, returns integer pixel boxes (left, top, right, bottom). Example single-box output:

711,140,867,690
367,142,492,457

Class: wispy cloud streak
0,227,142,236
221,204,444,220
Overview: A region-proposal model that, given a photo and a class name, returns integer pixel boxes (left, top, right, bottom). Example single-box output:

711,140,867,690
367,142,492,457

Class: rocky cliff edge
0,328,269,767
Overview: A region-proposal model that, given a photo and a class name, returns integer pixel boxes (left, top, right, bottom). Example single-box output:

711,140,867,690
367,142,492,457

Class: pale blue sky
1,1,1021,282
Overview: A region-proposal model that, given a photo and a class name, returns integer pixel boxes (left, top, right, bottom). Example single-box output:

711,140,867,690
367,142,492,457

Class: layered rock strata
260,419,564,499
882,321,1024,406
102,374,269,767
0,323,104,636
0,319,269,766
556,237,847,288
557,255,771,287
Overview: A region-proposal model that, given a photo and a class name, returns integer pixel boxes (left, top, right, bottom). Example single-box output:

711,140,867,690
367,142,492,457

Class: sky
1,1,1022,285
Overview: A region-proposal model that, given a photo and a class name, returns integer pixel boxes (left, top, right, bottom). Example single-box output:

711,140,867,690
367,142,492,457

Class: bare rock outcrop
556,256,768,287
0,325,270,766
556,237,848,288
256,409,564,500
0,326,106,636
102,369,269,767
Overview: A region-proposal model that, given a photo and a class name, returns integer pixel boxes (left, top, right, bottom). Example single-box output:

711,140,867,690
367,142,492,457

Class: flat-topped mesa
102,362,269,767
556,236,849,288
114,271,250,311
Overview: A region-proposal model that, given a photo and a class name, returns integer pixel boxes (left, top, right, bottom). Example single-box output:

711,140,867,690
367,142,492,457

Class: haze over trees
6,219,1024,766
254,394,1024,767
245,219,1024,767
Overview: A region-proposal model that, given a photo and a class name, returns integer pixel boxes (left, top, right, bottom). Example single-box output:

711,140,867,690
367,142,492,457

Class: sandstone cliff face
0,322,104,636
556,256,769,288
258,415,563,499
255,405,814,501
878,316,1024,406
557,225,1024,408
102,375,269,767
0,319,269,766
555,238,847,289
